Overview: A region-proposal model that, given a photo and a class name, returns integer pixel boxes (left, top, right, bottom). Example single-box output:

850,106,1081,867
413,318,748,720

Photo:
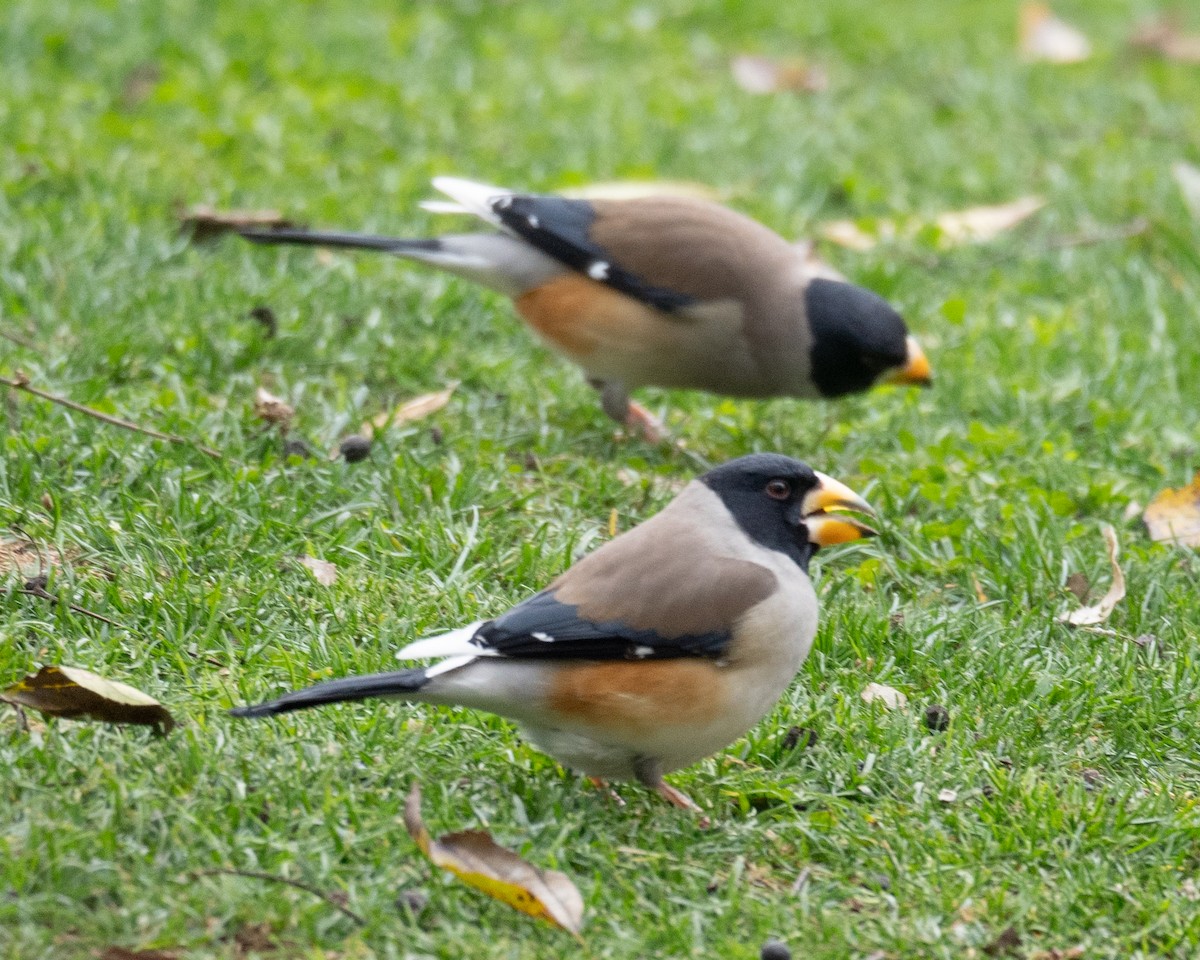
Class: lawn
3,0,1200,957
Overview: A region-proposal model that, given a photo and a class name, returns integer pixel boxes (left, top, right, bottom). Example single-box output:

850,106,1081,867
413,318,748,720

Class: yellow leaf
363,384,457,437
2,665,175,733
1144,471,1200,547
819,197,1045,251
1057,524,1125,625
404,784,583,938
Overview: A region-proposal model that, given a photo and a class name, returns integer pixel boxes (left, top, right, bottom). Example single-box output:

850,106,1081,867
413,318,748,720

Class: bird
239,177,932,441
230,453,878,809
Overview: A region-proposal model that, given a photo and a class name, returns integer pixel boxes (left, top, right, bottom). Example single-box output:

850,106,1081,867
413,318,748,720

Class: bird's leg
634,758,701,812
592,380,668,444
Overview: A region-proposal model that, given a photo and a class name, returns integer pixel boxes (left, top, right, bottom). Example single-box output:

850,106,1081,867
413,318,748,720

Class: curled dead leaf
1057,524,1125,625
1,665,175,733
1143,471,1200,547
362,384,457,437
404,784,583,938
861,682,907,710
253,387,295,430
1019,4,1091,63
731,54,828,94
297,555,337,586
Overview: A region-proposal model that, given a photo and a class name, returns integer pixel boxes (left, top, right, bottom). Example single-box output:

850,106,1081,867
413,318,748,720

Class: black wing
491,195,697,313
470,589,730,661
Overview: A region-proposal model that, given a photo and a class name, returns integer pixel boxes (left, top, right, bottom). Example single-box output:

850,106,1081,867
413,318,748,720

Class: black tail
239,228,443,255
229,667,429,719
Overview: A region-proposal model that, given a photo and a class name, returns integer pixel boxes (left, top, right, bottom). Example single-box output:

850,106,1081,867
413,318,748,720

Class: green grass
3,0,1200,956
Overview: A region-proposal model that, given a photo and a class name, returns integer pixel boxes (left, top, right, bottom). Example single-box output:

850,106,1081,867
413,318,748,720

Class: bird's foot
653,780,701,811
587,776,626,806
624,400,669,444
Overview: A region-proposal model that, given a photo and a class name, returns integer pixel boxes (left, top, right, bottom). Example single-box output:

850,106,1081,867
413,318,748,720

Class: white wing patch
397,621,497,661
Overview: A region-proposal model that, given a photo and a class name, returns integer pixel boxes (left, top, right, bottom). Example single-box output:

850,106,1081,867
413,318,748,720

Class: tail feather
239,228,440,254
229,666,429,719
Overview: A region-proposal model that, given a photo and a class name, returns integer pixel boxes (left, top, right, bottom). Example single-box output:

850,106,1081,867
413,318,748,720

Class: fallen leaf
561,181,721,202
1144,471,1200,547
253,387,294,430
99,948,180,960
1,665,174,733
861,682,907,710
1172,162,1200,220
819,197,1045,250
1019,4,1091,63
984,925,1023,956
731,54,828,94
1131,15,1200,63
404,783,583,938
1065,571,1090,602
0,538,70,580
937,788,958,803
1057,524,1125,625
179,205,296,242
297,555,337,586
362,384,457,437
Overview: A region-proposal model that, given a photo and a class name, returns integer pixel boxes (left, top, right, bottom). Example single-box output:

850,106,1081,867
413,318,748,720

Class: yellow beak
883,335,933,387
803,471,878,547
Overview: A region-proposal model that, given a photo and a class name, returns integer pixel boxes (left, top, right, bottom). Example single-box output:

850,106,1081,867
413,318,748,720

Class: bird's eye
765,479,791,500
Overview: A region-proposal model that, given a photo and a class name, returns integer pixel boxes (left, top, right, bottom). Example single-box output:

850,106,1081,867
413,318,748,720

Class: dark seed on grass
339,435,372,462
783,726,817,750
760,939,791,960
924,704,950,732
248,305,278,338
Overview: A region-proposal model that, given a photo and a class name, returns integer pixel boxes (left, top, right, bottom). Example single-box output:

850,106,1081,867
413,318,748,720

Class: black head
804,279,914,397
699,454,875,571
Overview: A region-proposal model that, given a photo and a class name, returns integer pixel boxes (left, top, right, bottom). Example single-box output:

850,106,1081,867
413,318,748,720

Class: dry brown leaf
1057,524,1125,625
253,387,295,430
820,197,1045,251
0,538,72,580
860,682,907,710
180,205,296,242
1019,4,1091,63
561,181,720,202
297,555,337,586
984,925,1023,956
362,384,457,437
404,783,583,938
1131,15,1200,63
1,665,175,733
731,54,828,94
1172,162,1200,220
99,947,180,960
1144,471,1200,547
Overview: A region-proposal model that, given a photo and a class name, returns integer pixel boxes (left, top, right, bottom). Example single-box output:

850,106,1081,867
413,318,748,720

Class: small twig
1,372,222,459
0,329,40,352
17,583,129,630
193,868,365,925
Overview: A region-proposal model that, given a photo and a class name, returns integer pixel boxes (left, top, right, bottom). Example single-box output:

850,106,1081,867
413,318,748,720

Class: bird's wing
397,495,779,664
433,179,800,316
